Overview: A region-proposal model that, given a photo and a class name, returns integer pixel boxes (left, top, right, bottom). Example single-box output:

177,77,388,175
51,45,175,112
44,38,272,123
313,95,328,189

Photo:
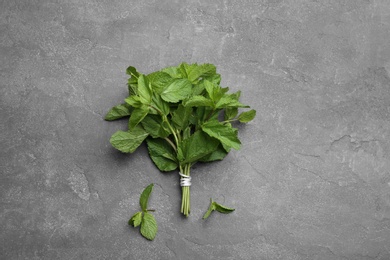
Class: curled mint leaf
139,183,154,212
129,211,142,227
203,198,235,219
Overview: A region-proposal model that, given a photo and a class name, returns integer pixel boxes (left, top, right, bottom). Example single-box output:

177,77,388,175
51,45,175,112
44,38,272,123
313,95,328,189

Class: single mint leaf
140,183,154,212
109,125,149,153
147,71,174,94
105,103,132,121
183,95,214,107
237,109,256,123
128,211,142,227
126,66,140,79
202,198,216,219
180,63,217,83
151,93,170,116
214,202,235,214
215,93,249,109
140,212,158,240
203,199,235,219
204,80,224,103
146,138,178,172
161,78,192,103
125,95,143,108
162,66,182,79
141,115,170,138
201,120,241,150
137,75,152,104
128,105,149,130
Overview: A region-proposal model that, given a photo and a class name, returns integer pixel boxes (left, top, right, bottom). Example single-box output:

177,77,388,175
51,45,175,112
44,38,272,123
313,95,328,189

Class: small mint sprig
128,183,158,240
202,198,235,219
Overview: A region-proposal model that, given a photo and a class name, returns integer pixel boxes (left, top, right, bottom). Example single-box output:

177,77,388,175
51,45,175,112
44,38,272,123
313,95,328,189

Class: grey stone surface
1,0,390,259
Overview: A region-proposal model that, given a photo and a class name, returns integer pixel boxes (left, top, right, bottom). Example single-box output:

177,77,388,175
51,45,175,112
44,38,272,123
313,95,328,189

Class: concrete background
1,0,390,259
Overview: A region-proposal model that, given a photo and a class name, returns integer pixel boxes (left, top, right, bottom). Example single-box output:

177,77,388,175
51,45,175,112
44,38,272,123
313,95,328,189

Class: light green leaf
137,75,152,104
204,80,224,103
162,66,182,78
147,71,174,94
178,131,219,164
109,125,149,153
172,104,192,130
180,63,217,83
183,95,214,108
203,198,235,219
151,93,170,116
125,95,143,108
215,94,249,108
128,211,142,227
201,120,241,150
146,138,178,172
140,183,154,211
105,103,132,121
141,212,158,240
141,115,170,138
238,109,256,123
161,79,192,103
129,105,149,130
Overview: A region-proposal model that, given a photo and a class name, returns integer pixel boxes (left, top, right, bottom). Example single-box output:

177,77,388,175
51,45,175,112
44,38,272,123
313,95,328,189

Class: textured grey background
1,0,390,259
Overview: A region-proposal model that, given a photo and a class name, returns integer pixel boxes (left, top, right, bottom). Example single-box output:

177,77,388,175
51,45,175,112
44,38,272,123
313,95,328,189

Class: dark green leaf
199,144,228,162
178,131,219,164
129,211,142,227
161,79,192,103
109,125,149,153
215,94,249,108
140,183,154,211
105,103,132,121
214,202,235,214
127,66,140,96
172,104,192,130
128,105,149,130
126,66,140,78
238,109,256,123
201,120,241,150
224,107,238,121
146,138,178,172
141,115,170,138
151,93,170,116
140,212,158,240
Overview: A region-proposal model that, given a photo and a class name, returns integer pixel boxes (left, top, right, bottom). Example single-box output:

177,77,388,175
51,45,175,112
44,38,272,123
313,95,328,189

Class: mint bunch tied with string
105,62,256,217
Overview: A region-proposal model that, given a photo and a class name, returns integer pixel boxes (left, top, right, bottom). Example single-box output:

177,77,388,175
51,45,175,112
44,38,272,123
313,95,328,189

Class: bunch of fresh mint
105,62,256,217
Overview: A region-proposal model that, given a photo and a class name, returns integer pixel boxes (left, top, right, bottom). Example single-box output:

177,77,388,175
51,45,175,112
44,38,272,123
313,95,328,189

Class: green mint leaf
172,104,192,130
215,94,249,109
146,138,178,172
199,144,228,162
127,66,140,95
180,63,217,83
128,211,143,227
137,75,152,104
109,125,149,153
224,107,238,121
162,66,182,79
237,109,256,123
201,120,241,150
139,183,154,212
214,202,235,213
128,105,149,130
105,103,132,121
151,93,170,116
203,73,221,85
204,80,224,103
203,199,235,219
141,115,170,138
125,95,143,108
140,212,158,240
161,78,192,103
147,71,174,94
178,131,219,164
126,66,140,78
183,95,214,107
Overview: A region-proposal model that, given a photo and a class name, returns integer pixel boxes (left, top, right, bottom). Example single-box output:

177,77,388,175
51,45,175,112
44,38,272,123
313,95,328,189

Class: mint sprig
202,198,235,219
106,62,256,217
128,184,158,240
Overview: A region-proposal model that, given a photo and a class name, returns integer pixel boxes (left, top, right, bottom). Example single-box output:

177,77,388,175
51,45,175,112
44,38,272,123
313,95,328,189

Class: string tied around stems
179,172,191,187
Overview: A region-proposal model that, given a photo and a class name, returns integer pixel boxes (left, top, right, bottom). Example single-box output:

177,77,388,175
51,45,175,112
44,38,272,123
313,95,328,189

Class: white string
179,172,191,187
